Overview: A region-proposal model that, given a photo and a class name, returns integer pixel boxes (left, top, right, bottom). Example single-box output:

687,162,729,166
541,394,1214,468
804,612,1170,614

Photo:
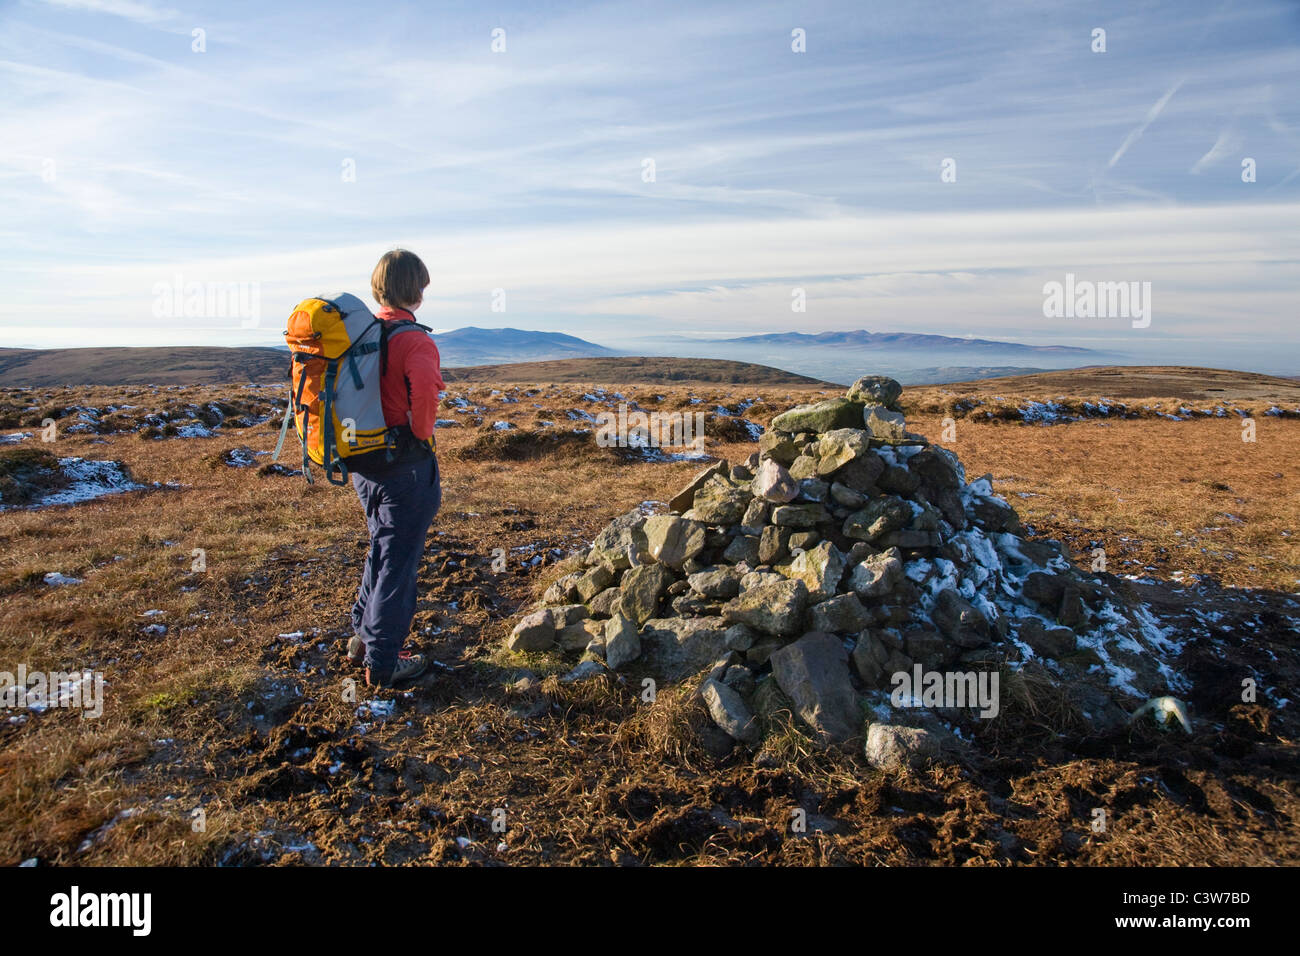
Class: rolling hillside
0,326,619,385
442,356,832,385
927,365,1300,402
0,347,289,386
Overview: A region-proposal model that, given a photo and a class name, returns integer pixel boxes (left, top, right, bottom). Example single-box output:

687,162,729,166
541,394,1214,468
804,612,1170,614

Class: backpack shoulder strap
379,320,432,376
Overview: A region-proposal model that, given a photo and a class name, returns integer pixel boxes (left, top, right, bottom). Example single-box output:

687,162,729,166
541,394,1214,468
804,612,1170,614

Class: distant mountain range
634,328,1108,383
436,327,616,367
0,327,1109,387
715,330,1093,354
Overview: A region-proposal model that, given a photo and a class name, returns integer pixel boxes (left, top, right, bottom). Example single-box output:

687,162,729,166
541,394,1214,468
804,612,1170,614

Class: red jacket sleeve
400,334,443,441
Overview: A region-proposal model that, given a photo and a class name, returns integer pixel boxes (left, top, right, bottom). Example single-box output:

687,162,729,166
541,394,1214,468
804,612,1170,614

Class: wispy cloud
35,0,177,25
1190,128,1243,173
0,0,1297,370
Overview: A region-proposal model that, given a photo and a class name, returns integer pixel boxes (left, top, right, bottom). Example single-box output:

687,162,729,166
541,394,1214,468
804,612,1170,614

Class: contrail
1189,128,1236,173
1108,79,1185,169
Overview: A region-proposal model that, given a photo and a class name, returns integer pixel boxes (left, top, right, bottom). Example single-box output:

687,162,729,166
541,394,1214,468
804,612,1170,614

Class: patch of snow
905,559,933,583
222,447,258,467
3,457,142,511
175,423,215,438
631,446,711,463
1019,400,1070,425
358,699,395,720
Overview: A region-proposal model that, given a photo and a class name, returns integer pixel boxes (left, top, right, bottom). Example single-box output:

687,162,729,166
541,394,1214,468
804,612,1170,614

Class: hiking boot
346,635,365,666
365,650,428,688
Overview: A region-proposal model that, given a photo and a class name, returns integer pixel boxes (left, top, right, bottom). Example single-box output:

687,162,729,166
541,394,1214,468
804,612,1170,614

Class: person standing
345,249,444,688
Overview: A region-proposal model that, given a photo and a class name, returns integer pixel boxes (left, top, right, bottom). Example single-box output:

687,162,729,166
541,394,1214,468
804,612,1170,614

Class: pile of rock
506,376,1183,765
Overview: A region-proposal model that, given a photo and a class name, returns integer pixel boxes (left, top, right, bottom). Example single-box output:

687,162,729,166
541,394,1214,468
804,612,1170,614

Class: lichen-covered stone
722,579,809,636
691,474,753,524
863,405,907,441
668,461,727,513
771,503,828,528
574,563,615,602
843,497,912,541
507,609,557,652
770,398,865,435
849,548,903,598
846,376,903,408
784,540,846,602
810,592,872,633
813,427,871,474
588,511,649,569
701,676,760,746
604,613,642,670
618,564,676,625
643,515,707,568
770,632,862,745
688,566,742,600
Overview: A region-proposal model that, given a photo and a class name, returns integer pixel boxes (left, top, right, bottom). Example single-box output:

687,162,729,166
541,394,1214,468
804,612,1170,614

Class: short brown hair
370,249,429,309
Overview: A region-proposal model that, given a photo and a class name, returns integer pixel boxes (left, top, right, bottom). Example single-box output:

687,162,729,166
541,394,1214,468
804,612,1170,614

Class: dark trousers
350,452,441,681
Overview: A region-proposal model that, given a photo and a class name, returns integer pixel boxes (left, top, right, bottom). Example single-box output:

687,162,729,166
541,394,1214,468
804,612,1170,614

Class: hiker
344,249,444,688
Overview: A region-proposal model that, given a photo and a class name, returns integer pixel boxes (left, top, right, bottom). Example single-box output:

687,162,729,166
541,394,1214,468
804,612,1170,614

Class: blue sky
1,0,1298,371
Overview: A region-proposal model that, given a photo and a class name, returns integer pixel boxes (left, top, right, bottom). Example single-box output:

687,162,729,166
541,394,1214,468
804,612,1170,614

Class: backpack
272,293,435,485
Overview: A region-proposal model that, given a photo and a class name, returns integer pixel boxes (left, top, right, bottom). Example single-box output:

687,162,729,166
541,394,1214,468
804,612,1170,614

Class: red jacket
375,307,443,441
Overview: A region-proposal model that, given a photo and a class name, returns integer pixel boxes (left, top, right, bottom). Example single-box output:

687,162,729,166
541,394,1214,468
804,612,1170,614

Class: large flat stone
638,617,732,681
769,631,863,745
771,398,865,435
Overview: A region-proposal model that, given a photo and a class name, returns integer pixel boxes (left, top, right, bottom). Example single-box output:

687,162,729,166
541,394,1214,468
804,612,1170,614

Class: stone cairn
506,376,1180,767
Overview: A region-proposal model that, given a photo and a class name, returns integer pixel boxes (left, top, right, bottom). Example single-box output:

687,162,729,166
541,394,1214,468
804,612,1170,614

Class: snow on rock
219,447,259,467
43,572,83,586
